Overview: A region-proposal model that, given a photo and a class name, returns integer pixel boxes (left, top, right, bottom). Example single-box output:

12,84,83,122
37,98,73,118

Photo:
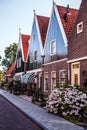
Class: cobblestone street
0,95,43,130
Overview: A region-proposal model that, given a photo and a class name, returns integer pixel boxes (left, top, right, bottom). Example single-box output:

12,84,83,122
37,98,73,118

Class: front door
71,62,80,86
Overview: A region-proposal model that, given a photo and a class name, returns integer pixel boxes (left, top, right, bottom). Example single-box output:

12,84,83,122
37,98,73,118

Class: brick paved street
0,95,43,130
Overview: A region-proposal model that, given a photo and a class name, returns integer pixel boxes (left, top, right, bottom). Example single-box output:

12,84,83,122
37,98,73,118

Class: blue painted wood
27,19,42,70
44,10,67,63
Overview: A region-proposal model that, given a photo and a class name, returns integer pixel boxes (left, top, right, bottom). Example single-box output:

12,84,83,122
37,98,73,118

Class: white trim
44,58,67,66
14,72,24,76
26,39,30,62
26,68,41,74
67,56,87,63
5,74,11,76
54,3,68,46
21,35,24,62
77,21,83,34
35,14,43,55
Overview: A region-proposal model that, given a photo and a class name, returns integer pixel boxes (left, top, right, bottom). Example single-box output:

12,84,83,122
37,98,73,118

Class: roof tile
57,5,78,37
21,34,30,62
5,61,16,76
37,15,49,47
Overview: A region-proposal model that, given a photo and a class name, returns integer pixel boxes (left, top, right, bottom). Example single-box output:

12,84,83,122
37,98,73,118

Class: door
71,62,80,86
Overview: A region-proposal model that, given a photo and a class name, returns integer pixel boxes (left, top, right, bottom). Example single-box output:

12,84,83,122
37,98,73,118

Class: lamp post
41,55,45,91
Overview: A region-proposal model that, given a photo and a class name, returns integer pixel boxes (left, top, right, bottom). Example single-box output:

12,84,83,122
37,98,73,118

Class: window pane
51,72,56,89
59,70,66,86
34,51,37,60
51,40,56,55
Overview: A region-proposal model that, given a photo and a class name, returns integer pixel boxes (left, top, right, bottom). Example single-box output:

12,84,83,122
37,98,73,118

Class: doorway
71,62,80,86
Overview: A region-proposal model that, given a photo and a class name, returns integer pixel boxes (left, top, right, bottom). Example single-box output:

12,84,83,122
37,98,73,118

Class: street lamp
41,55,45,91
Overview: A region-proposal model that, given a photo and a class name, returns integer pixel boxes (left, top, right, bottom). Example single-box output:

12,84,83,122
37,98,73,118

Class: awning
21,73,37,84
21,73,31,83
27,73,36,83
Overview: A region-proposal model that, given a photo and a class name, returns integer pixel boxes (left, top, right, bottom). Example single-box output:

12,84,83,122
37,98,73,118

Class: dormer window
77,22,83,34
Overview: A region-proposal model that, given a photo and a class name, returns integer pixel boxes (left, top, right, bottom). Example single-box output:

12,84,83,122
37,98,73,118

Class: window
17,58,21,68
71,62,80,86
44,73,48,91
73,64,79,69
34,51,37,61
30,52,33,63
19,57,21,67
77,22,83,34
50,40,56,55
59,70,66,86
51,71,56,89
32,33,35,40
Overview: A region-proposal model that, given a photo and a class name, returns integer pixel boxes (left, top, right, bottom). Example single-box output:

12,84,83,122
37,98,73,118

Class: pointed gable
37,15,49,47
5,61,16,76
57,5,78,37
21,34,30,62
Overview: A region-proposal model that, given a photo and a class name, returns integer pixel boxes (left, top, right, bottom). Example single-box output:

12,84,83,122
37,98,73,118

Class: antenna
66,4,69,14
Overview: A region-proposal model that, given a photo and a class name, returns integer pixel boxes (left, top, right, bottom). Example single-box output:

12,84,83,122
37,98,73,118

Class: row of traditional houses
5,0,87,96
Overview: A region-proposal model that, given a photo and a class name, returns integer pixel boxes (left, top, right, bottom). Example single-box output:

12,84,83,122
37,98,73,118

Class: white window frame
77,22,83,34
59,70,66,86
51,71,56,90
50,40,56,55
34,50,37,61
44,72,49,92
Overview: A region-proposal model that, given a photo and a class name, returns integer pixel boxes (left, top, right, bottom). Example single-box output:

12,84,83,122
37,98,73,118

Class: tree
1,43,18,72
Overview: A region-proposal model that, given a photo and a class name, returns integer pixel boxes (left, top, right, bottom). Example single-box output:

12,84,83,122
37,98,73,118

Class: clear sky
0,0,81,69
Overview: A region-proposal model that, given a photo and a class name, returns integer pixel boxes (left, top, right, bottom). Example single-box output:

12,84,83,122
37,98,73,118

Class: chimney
63,4,69,22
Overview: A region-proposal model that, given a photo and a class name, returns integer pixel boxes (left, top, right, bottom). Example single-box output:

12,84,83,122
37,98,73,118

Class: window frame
34,50,37,61
59,70,66,86
77,22,83,34
50,40,56,56
44,72,49,92
51,71,56,90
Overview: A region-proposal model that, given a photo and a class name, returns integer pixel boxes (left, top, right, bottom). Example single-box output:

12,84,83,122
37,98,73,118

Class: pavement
0,88,85,130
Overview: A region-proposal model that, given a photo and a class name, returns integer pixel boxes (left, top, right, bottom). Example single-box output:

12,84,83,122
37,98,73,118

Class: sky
0,0,81,70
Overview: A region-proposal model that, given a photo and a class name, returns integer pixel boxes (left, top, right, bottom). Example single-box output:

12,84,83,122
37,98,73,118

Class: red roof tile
21,34,30,62
5,61,16,76
57,5,78,37
37,15,49,47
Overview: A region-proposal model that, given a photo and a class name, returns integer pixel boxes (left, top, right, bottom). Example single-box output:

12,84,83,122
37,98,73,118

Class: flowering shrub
46,86,87,118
